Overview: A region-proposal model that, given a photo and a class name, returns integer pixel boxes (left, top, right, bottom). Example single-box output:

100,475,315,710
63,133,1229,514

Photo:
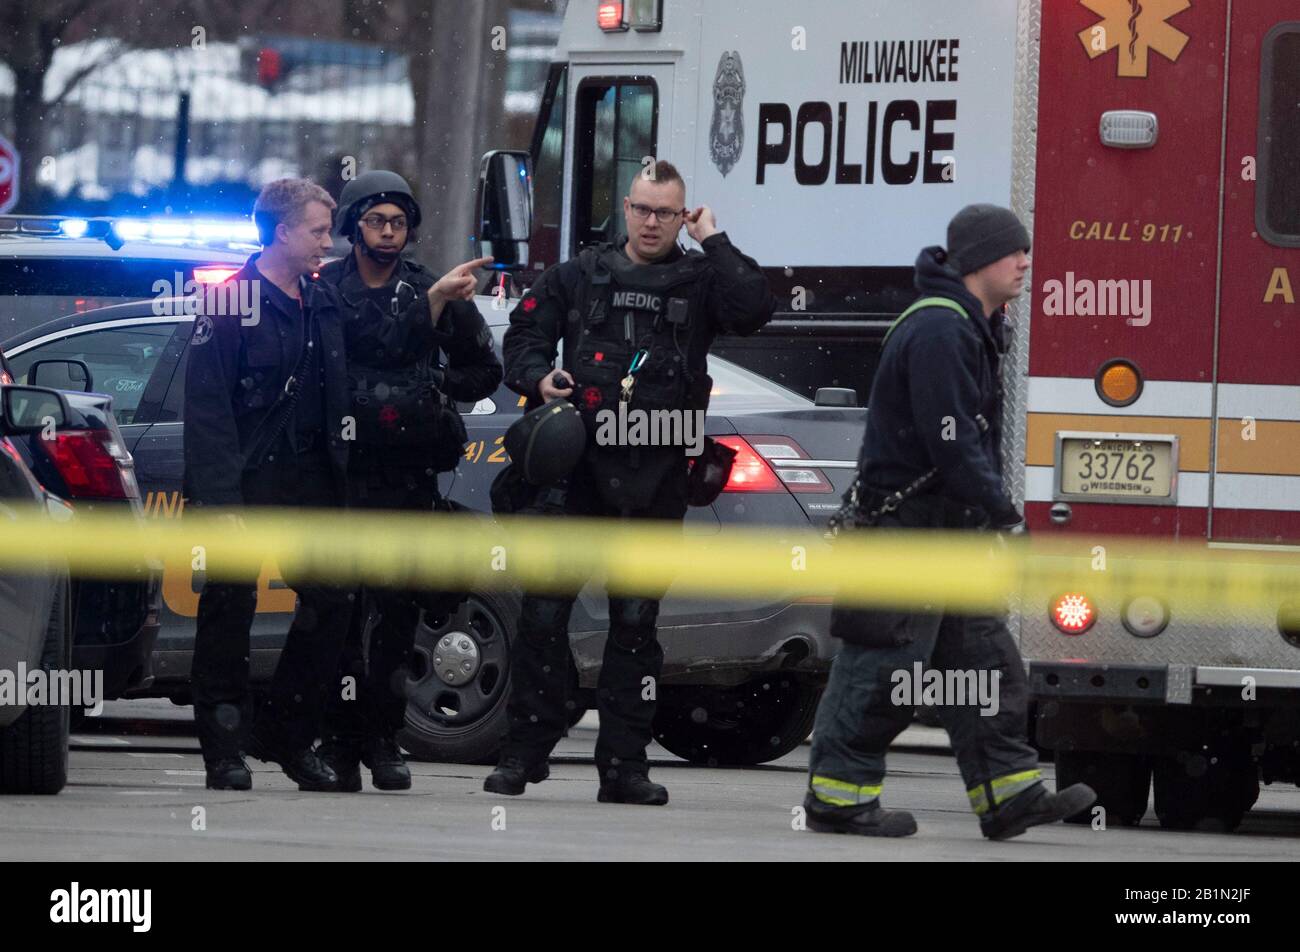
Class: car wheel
652,675,822,766
398,590,519,765
1152,743,1259,832
1056,750,1151,827
0,577,71,795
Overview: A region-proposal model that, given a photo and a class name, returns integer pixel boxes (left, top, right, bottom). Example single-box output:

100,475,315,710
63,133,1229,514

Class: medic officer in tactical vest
316,170,503,791
486,160,777,804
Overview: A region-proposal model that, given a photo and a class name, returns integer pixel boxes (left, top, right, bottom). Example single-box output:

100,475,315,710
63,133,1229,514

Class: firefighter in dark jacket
805,204,1096,839
315,170,503,791
484,160,777,805
185,178,355,792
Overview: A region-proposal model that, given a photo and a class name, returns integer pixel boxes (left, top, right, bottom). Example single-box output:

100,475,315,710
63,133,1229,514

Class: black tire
1056,750,1151,827
398,590,519,765
1152,745,1259,832
0,577,71,795
652,675,822,766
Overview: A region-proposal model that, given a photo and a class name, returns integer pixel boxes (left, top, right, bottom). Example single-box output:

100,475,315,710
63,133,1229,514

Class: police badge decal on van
710,51,745,177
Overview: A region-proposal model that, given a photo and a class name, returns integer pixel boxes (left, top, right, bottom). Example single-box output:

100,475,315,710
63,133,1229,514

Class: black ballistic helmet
504,399,586,485
334,169,424,238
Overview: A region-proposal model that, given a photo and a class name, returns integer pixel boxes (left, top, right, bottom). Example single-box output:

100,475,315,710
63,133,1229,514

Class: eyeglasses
627,203,686,224
360,214,409,232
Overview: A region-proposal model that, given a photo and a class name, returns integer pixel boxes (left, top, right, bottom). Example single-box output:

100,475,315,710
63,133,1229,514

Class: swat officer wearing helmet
485,159,777,805
316,170,503,792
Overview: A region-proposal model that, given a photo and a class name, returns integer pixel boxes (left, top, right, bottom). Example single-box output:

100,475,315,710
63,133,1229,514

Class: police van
473,0,1300,830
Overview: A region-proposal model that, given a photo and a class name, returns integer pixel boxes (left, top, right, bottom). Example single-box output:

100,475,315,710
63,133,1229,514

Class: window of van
573,78,657,251
1258,23,1300,247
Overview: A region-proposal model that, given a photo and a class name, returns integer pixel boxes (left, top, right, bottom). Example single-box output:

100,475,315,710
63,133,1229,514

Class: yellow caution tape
0,507,1299,622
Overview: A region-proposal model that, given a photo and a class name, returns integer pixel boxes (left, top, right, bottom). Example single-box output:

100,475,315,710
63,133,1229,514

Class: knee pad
609,597,659,652
518,596,574,648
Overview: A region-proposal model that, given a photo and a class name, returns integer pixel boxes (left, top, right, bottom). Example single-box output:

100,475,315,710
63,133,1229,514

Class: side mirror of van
477,150,533,271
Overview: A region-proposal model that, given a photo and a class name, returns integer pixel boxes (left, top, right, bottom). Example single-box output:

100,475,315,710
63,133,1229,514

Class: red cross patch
522,296,538,313
581,386,602,410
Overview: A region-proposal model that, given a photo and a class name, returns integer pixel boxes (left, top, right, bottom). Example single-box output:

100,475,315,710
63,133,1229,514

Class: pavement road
4,701,1300,861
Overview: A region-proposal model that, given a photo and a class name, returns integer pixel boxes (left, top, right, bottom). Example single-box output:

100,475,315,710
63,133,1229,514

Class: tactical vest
345,279,463,466
564,244,714,438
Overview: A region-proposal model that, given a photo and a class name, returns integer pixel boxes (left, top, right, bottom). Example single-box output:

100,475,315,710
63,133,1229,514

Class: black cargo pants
322,462,462,747
501,463,688,782
808,499,1042,818
192,447,355,761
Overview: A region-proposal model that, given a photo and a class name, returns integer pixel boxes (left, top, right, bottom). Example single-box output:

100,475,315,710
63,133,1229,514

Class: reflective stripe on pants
810,775,883,807
968,769,1043,816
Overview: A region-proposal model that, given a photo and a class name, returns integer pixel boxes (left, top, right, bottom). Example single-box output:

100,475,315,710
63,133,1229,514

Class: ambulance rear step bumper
1030,661,1300,705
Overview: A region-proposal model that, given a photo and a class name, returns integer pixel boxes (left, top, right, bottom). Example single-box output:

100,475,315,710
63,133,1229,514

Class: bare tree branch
49,0,103,42
46,39,126,108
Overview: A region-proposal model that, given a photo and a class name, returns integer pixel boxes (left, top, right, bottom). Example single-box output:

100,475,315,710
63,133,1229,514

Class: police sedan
4,292,867,766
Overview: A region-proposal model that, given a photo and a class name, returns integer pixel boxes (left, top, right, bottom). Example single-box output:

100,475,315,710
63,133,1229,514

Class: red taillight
1051,593,1096,635
714,436,784,493
598,1,627,31
193,265,240,285
40,430,132,499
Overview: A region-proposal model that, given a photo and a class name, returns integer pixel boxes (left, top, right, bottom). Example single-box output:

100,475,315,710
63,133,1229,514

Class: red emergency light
598,0,662,33
597,2,628,32
193,265,240,285
1051,593,1096,635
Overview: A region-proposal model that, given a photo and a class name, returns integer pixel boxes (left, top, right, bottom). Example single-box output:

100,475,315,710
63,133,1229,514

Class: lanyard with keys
620,349,649,403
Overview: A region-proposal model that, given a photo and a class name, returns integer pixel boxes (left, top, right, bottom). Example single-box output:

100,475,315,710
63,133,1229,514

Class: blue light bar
0,213,260,249
109,217,259,246
113,220,150,241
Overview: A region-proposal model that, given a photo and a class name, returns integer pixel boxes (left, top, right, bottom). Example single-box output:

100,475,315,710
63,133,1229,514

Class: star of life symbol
1078,0,1191,78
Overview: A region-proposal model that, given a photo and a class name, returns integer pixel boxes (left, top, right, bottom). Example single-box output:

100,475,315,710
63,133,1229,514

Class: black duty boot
981,782,1097,841
363,736,412,791
803,792,917,837
597,766,668,806
205,756,252,791
246,728,340,792
318,741,363,793
483,755,550,796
